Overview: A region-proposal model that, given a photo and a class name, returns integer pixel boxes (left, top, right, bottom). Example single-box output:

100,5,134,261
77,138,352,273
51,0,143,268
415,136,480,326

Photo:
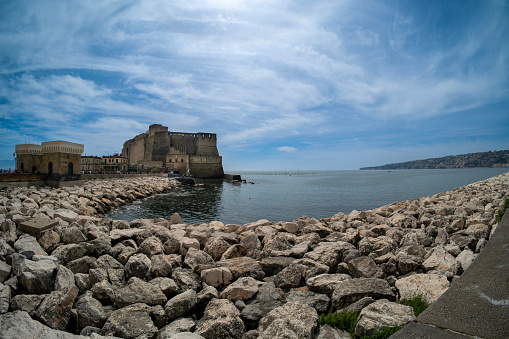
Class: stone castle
122,124,224,178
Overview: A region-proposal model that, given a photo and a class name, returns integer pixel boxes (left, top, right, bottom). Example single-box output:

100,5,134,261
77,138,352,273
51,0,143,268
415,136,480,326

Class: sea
107,168,509,226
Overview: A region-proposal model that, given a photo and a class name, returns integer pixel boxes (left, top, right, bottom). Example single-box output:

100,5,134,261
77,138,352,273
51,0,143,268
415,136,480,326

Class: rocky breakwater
0,173,508,339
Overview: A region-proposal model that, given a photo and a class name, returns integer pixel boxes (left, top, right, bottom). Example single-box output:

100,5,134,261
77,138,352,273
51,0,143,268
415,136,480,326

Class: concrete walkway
392,211,509,338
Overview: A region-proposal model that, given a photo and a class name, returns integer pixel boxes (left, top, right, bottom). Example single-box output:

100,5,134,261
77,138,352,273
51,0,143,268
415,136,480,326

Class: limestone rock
354,299,415,337
157,317,196,338
347,256,382,278
171,268,201,292
165,289,197,321
102,303,158,339
0,261,11,283
204,236,231,261
395,273,450,304
62,226,87,244
0,310,88,339
220,277,259,302
303,241,355,269
10,294,45,316
200,267,233,288
0,283,10,314
51,243,94,265
139,236,165,257
111,277,167,308
38,231,60,253
456,249,477,271
16,257,57,294
35,285,79,330
315,325,351,339
422,246,459,274
306,274,352,294
125,253,152,279
14,234,48,256
54,264,76,290
258,302,318,339
150,254,181,278
358,236,396,257
285,290,330,313
331,278,395,309
76,293,108,329
195,298,245,339
149,277,179,298
184,247,215,273
216,257,265,280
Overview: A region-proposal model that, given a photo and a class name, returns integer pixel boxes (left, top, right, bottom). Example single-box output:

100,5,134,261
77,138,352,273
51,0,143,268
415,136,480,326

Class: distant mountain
0,159,15,171
360,150,509,170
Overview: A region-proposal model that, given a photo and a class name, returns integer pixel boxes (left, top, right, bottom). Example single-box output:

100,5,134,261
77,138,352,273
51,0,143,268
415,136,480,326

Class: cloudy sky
1,0,508,170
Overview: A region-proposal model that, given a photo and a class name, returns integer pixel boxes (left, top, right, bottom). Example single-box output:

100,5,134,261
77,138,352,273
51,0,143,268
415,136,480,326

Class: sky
1,0,508,171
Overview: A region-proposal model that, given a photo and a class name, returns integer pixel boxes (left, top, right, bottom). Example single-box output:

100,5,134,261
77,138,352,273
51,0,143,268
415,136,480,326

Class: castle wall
122,125,224,178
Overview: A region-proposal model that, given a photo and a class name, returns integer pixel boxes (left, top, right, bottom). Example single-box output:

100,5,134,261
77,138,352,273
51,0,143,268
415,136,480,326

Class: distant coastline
360,150,509,170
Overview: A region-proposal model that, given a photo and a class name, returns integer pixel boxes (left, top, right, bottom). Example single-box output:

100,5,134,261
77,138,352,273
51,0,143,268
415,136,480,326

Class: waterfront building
81,155,102,173
102,154,128,173
15,141,84,178
122,124,224,178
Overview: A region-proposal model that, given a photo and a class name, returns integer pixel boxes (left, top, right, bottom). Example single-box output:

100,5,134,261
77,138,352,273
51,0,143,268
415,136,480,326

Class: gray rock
15,257,57,294
357,236,396,257
184,247,215,273
195,298,245,339
255,281,281,316
157,317,196,338
306,273,352,294
10,294,45,316
150,254,181,277
258,302,318,339
274,259,329,289
196,285,219,311
221,277,259,302
168,333,204,339
0,310,89,339
347,256,382,278
285,290,330,313
66,256,96,274
62,226,87,244
54,264,76,290
165,289,197,321
216,257,265,280
200,267,233,288
0,239,15,256
14,234,48,256
337,297,374,314
354,299,415,337
37,231,60,253
259,256,295,277
204,236,232,261
456,248,477,271
171,268,201,292
422,246,459,274
102,303,158,339
35,285,79,330
315,324,351,339
51,243,94,265
111,277,167,308
53,209,80,223
139,236,165,257
125,253,152,279
331,278,395,309
76,293,107,328
303,241,355,269
0,261,11,283
149,277,179,298
0,283,10,314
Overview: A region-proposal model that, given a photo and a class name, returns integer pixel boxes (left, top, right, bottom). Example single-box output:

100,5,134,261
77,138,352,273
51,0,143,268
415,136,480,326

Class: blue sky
1,0,508,170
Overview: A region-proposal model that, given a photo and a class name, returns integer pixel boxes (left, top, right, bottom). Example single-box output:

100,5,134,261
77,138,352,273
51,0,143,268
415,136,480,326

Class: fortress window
181,159,184,162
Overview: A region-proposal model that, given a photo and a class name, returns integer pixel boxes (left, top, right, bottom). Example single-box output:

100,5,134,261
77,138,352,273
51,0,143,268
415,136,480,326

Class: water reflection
108,179,224,224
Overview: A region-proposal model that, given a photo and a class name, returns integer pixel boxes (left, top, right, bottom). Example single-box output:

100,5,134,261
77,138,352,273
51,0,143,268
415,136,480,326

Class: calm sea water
107,168,509,225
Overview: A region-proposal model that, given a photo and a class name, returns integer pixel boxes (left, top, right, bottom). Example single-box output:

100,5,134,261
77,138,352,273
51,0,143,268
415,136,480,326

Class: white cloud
277,146,298,153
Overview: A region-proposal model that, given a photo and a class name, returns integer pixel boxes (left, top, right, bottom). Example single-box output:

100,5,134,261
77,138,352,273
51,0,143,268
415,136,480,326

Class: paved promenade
392,211,509,338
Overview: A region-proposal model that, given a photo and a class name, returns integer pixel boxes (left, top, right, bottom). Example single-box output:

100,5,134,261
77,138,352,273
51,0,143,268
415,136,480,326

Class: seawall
0,173,508,338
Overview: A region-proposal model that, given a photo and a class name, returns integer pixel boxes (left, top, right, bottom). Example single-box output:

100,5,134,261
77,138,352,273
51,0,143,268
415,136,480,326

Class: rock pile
0,173,508,339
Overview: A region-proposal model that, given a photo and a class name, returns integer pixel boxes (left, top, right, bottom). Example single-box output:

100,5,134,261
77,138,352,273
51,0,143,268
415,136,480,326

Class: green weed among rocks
319,296,430,339
495,198,509,223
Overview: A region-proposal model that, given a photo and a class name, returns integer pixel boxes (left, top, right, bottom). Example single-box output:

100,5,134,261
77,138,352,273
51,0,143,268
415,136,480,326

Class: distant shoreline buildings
13,124,224,179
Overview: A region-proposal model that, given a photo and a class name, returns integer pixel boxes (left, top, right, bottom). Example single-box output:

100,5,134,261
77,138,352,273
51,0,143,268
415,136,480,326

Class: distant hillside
360,150,509,170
